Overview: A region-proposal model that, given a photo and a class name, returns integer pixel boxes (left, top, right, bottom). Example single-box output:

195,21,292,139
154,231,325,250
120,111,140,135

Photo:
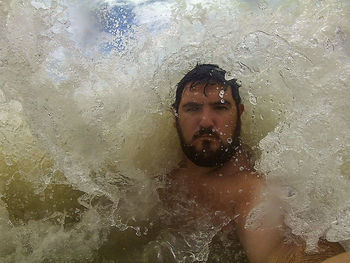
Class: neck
182,149,250,177
183,158,222,175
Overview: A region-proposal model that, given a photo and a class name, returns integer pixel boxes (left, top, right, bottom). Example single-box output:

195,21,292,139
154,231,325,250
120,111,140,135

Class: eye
185,106,200,112
214,105,228,111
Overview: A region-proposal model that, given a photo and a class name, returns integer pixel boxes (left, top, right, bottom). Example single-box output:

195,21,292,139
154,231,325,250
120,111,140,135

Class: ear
238,104,244,116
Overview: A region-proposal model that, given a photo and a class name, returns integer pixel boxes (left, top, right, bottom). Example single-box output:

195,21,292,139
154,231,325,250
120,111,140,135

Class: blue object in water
96,3,136,52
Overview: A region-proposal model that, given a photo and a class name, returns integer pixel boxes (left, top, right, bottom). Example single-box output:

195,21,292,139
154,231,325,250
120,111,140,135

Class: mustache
193,128,220,140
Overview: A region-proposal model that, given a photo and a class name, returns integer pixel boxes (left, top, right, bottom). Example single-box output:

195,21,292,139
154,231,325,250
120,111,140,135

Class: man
169,64,349,263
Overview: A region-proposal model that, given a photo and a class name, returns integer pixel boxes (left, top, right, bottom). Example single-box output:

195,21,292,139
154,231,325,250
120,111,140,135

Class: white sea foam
0,0,349,261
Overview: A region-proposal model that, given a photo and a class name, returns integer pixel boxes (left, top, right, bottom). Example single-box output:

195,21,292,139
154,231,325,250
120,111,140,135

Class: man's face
176,82,243,167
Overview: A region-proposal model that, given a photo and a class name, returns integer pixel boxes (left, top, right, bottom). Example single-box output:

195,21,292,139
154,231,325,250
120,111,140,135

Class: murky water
0,0,350,262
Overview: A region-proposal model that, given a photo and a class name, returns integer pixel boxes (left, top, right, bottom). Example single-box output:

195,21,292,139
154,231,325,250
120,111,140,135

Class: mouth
193,134,220,144
194,132,219,139
196,135,216,140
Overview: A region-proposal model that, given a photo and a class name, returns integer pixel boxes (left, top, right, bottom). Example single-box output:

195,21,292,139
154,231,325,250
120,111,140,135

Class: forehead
180,82,233,103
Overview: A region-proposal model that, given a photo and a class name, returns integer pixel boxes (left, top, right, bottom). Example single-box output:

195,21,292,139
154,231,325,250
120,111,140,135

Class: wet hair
172,64,241,112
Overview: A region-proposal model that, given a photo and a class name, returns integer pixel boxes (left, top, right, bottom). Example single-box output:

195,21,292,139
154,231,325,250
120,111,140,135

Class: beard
176,118,241,167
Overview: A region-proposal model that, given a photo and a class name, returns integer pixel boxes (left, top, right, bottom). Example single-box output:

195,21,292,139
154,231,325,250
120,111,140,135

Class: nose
198,108,215,129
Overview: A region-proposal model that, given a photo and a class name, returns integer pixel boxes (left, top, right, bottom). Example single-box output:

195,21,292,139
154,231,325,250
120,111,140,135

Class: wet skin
169,82,346,263
177,82,243,161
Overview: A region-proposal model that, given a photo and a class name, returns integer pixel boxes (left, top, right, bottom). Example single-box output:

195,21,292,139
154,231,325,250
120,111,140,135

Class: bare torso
160,151,345,263
164,151,263,216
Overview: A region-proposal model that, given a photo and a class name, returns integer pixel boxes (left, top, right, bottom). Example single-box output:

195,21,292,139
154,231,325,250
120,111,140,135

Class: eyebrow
182,100,232,109
210,100,232,107
182,102,201,109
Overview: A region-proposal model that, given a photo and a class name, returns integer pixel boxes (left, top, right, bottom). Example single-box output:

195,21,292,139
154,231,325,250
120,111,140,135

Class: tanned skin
169,82,348,263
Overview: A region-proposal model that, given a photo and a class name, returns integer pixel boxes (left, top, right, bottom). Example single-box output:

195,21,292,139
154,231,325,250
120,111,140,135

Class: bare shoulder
232,171,267,214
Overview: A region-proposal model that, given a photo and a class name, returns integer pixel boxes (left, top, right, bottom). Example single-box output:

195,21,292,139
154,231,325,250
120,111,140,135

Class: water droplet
219,90,225,98
227,137,233,144
239,166,244,171
258,0,268,10
225,72,233,80
327,187,334,194
248,91,257,105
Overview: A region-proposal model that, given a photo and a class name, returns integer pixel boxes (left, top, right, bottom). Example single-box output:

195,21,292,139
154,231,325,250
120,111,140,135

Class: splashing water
0,0,350,262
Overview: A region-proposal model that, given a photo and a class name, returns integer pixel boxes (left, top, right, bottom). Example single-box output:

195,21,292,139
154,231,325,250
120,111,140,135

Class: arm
266,239,345,263
234,179,345,263
321,252,350,263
